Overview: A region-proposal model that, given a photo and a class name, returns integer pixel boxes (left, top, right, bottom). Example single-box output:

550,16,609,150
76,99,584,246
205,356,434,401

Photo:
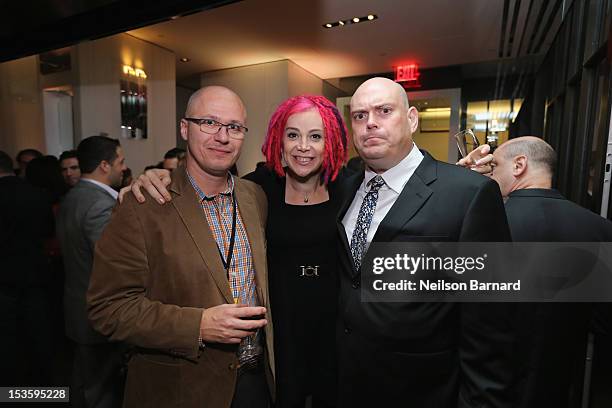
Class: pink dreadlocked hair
261,95,348,183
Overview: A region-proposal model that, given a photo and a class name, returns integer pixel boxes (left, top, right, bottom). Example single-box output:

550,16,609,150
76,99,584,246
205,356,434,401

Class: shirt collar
507,188,563,200
363,143,424,194
187,171,234,201
81,178,118,200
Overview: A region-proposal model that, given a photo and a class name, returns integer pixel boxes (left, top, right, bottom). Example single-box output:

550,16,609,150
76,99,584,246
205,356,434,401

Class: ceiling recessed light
323,14,377,29
179,57,190,63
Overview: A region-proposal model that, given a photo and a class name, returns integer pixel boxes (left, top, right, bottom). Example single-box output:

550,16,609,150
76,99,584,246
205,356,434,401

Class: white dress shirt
342,145,424,248
81,178,119,200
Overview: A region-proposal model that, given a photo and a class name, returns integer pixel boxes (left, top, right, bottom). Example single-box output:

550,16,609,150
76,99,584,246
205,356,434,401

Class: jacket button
228,363,236,370
352,281,360,289
344,327,351,334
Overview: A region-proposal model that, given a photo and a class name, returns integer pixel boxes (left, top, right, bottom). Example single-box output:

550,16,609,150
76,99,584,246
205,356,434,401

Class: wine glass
454,129,480,159
236,280,263,368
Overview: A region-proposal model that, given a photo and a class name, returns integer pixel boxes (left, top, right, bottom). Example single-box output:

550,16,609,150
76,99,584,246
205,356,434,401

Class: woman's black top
244,166,342,407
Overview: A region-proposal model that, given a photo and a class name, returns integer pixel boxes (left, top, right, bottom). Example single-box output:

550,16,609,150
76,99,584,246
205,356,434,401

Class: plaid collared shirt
187,172,258,307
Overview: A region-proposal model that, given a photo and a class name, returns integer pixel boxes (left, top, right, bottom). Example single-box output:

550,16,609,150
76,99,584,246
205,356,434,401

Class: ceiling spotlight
179,57,190,63
170,15,180,20
323,14,377,29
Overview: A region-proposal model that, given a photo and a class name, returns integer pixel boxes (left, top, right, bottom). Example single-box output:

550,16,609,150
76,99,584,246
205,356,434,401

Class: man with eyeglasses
87,86,274,408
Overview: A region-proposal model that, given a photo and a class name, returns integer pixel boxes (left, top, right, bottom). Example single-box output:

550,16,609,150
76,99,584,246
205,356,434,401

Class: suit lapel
336,171,364,276
170,168,234,304
372,151,437,242
234,179,268,307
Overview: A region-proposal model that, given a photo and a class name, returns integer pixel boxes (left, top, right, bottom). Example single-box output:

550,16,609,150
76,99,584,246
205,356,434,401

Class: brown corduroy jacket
87,167,274,408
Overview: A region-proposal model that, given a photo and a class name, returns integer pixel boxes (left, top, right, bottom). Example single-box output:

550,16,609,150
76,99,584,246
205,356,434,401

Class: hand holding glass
454,129,480,159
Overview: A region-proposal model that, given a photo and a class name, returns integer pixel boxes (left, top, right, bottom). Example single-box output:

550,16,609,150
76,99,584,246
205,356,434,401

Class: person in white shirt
335,77,514,408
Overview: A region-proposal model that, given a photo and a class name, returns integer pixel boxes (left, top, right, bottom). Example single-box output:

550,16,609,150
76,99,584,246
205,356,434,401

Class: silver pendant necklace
303,182,318,203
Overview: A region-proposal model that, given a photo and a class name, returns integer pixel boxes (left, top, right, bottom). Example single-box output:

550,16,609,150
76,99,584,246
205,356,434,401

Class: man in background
57,136,126,408
16,148,43,178
459,136,612,407
59,150,81,188
161,147,186,170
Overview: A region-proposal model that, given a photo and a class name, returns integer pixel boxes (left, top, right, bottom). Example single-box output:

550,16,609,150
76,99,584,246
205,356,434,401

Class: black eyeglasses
184,117,248,139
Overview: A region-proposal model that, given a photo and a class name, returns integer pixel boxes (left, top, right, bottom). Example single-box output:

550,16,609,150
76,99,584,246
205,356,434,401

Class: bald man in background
460,136,612,407
459,136,612,241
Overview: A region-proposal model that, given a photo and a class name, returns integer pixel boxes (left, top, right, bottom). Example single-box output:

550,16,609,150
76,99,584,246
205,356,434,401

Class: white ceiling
128,0,504,80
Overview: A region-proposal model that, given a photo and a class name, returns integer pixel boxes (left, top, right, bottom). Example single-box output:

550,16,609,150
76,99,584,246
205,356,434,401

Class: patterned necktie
350,175,386,271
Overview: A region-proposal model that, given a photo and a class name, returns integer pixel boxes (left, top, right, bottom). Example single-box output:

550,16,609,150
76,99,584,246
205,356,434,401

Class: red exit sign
395,64,420,82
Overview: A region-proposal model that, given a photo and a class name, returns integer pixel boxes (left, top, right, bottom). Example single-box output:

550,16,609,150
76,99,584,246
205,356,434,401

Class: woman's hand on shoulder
118,168,172,204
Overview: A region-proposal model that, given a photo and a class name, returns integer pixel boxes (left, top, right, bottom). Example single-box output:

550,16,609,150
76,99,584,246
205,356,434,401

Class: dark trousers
231,365,269,408
70,342,125,408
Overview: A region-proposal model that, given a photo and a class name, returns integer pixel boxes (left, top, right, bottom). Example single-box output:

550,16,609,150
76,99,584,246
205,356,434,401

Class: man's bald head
491,136,556,196
352,77,409,110
185,86,246,119
180,85,247,180
497,136,556,177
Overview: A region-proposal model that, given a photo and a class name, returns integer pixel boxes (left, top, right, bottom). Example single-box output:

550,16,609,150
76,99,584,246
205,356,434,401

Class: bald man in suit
460,136,612,407
336,78,513,407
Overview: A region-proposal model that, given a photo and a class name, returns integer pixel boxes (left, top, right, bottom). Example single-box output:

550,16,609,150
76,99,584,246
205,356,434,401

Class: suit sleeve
82,198,115,252
459,178,511,242
458,178,515,408
87,196,203,360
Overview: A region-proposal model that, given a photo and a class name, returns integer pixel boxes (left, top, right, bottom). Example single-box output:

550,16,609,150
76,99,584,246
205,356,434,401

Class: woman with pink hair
243,95,347,408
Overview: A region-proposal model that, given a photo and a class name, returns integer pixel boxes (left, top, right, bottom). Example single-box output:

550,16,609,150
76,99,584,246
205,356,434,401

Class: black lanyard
215,193,237,276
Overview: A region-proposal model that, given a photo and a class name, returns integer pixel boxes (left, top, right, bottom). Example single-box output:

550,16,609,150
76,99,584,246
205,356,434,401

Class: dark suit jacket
56,179,117,344
505,188,612,408
0,175,54,287
87,167,274,408
505,188,612,242
336,151,513,408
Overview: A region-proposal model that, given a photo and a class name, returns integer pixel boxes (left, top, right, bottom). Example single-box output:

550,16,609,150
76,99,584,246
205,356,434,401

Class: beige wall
412,131,449,161
0,35,176,174
74,34,176,174
288,61,323,96
176,85,195,148
0,56,45,160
